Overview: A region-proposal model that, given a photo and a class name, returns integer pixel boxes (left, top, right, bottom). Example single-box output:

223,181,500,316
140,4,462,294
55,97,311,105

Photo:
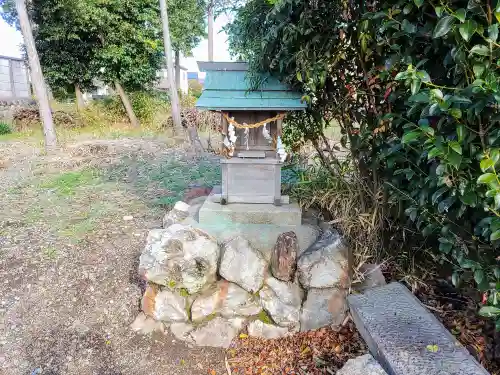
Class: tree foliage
227,0,500,327
1,0,207,91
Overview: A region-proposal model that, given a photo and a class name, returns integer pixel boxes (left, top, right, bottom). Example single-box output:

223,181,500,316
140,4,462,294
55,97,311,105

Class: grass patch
58,202,111,242
105,155,222,208
41,168,100,195
42,246,58,260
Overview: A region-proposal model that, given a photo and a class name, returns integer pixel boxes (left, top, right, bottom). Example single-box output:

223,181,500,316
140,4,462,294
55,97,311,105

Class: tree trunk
114,80,139,128
15,0,57,151
159,0,183,135
75,84,86,111
175,50,181,93
208,2,214,62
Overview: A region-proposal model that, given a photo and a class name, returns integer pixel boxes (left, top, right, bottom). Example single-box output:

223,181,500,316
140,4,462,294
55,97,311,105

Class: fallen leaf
426,344,439,353
239,333,248,339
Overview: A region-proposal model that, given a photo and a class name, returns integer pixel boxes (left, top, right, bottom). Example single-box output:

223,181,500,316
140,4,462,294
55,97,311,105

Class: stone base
199,190,302,226
182,217,319,261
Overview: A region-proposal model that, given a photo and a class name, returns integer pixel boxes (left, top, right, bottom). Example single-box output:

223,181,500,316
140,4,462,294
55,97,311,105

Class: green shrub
0,122,12,135
227,0,500,329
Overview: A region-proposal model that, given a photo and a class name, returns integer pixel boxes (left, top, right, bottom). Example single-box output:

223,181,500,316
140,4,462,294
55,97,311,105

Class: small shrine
196,61,306,206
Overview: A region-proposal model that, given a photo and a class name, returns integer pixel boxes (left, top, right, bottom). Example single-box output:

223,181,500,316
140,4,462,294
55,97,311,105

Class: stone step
348,282,489,375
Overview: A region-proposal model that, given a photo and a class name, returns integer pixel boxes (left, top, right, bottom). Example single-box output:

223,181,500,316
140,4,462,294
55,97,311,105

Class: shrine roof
195,61,307,111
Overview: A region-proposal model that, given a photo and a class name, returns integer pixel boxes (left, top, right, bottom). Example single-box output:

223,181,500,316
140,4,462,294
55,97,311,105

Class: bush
0,122,12,135
227,0,500,328
188,79,203,98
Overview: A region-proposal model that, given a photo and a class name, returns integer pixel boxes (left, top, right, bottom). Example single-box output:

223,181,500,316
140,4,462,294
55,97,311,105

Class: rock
353,264,386,291
162,201,190,228
123,215,134,221
271,231,298,281
169,322,195,343
337,354,388,375
130,312,165,334
247,320,290,339
189,317,245,348
300,288,347,331
260,277,303,328
297,229,350,289
219,236,267,293
191,280,261,322
142,285,188,322
139,223,219,294
183,186,212,203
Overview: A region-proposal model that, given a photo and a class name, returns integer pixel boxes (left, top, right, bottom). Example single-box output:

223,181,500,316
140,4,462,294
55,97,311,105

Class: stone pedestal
199,189,302,226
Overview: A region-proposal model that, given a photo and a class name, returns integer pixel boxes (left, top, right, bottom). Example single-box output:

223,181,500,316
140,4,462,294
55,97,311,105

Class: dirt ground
0,136,226,375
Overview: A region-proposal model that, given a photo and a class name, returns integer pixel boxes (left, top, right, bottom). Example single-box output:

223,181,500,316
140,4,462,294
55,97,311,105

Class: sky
0,14,233,72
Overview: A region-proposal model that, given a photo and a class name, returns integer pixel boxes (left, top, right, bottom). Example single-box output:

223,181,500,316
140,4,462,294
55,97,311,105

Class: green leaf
460,191,477,205
452,271,460,287
474,269,485,284
491,229,500,241
436,164,447,176
432,187,448,204
411,79,422,94
449,108,462,119
488,24,499,42
447,150,462,169
296,71,302,82
470,45,490,56
402,131,421,144
433,16,456,38
494,267,500,279
428,147,442,159
473,64,485,78
455,8,466,22
480,158,495,172
395,71,408,80
457,124,465,142
494,193,500,209
439,242,453,254
459,20,477,41
435,6,443,17
414,0,424,8
422,223,435,236
438,196,456,213
402,19,417,34
449,141,462,155
477,173,496,184
479,306,500,317
409,92,430,103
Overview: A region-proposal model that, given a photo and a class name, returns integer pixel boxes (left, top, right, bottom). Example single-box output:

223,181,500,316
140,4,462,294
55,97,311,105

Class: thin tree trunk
75,84,85,111
159,0,183,135
175,50,181,92
208,2,214,62
15,0,57,151
114,80,139,128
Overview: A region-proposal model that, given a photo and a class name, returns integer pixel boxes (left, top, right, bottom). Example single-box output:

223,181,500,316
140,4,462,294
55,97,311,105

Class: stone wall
0,56,30,100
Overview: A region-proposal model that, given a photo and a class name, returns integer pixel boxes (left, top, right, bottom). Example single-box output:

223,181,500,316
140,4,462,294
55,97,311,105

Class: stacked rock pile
132,201,352,348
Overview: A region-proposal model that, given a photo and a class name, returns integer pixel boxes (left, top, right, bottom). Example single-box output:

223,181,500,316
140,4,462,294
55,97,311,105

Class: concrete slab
348,282,489,375
182,217,319,262
198,194,302,226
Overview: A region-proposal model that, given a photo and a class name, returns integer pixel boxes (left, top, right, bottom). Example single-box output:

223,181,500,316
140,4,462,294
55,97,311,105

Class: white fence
0,55,30,100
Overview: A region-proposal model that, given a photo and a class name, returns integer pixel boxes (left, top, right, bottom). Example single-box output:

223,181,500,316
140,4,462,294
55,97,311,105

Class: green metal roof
195,62,306,111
